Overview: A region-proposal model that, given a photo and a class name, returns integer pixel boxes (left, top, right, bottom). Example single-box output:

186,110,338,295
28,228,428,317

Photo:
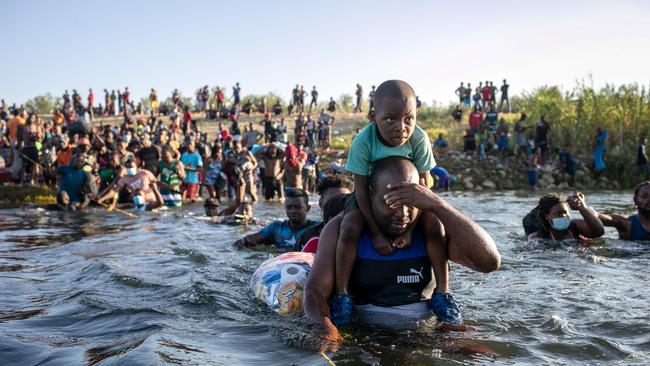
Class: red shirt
183,111,192,125
88,92,94,106
302,237,318,253
481,86,492,101
469,112,483,130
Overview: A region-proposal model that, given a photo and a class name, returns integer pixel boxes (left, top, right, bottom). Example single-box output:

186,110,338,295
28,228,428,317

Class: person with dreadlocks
597,181,650,241
523,192,604,241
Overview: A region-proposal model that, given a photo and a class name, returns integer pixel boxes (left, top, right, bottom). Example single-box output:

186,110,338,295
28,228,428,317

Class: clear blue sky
1,0,648,106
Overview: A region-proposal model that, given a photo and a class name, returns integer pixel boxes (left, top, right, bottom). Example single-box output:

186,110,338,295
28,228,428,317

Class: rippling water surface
1,192,649,365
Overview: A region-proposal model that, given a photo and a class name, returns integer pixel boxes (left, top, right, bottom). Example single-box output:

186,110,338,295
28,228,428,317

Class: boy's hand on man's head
384,182,440,211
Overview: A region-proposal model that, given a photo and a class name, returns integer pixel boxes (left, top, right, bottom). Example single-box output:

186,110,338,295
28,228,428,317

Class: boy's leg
330,207,365,325
335,209,365,295
420,211,449,293
420,211,462,325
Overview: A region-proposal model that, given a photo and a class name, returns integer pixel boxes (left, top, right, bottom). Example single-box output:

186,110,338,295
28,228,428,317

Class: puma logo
397,267,424,284
409,267,424,279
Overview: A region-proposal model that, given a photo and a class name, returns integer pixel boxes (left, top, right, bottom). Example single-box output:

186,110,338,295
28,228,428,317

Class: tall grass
511,82,650,181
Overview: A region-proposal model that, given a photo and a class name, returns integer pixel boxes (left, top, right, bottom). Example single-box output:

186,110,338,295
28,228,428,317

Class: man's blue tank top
628,215,650,241
349,229,432,307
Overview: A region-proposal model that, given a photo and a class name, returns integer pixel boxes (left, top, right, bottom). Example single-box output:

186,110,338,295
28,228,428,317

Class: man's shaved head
370,156,418,191
374,80,416,105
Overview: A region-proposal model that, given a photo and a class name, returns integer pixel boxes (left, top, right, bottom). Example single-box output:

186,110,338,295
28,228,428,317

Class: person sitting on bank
523,192,604,241
597,181,650,241
303,157,501,351
233,188,319,251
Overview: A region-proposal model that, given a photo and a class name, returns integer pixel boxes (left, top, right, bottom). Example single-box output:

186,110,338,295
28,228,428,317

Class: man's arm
303,216,343,349
598,212,630,239
233,232,267,249
384,183,500,272
149,183,164,209
98,181,123,203
567,192,605,238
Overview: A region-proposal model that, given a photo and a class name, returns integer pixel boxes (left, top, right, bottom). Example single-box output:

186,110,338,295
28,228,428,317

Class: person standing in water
304,157,500,351
598,181,650,241
332,80,461,327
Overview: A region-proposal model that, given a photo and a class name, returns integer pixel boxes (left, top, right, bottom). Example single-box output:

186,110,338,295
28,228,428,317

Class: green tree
25,93,60,114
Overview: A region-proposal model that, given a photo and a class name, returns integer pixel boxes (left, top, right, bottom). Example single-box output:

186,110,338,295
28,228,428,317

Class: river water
1,191,648,365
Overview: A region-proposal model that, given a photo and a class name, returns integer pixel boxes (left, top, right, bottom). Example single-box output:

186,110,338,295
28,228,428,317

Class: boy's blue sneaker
429,291,462,325
330,293,353,326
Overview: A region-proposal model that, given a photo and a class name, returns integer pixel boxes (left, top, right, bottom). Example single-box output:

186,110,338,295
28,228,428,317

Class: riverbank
0,185,56,208
438,149,625,191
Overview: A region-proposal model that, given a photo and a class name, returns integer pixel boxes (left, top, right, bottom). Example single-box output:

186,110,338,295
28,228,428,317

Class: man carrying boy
333,80,461,326
304,157,500,350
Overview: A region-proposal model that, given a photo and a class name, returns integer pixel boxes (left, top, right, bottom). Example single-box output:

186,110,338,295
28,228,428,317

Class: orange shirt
7,116,26,142
53,111,64,125
56,147,74,166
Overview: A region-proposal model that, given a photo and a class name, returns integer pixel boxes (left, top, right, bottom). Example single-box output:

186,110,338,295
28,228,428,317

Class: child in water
332,80,462,325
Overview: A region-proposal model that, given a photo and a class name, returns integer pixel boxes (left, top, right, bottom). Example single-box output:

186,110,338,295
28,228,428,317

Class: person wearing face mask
97,159,159,209
524,192,604,242
597,181,650,241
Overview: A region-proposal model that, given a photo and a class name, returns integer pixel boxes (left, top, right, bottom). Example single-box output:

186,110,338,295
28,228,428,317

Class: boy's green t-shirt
345,124,436,176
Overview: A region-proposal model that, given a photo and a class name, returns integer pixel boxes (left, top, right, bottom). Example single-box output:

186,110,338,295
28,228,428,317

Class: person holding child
331,80,462,326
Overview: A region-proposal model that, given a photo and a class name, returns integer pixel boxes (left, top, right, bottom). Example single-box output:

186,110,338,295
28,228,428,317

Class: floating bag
250,252,314,315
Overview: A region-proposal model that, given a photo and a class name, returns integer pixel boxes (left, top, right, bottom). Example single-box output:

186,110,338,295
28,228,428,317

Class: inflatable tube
250,252,314,315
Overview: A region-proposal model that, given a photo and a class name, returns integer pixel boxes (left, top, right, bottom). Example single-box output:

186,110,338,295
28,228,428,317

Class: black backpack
523,206,545,236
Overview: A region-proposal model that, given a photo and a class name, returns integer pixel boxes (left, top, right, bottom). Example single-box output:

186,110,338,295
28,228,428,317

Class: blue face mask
551,216,571,231
126,167,137,176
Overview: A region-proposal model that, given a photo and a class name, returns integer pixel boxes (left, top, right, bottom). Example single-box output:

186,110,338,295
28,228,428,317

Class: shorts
262,176,282,200
204,174,227,190
527,170,538,186
22,146,39,171
161,190,182,207
182,182,199,200
435,175,450,189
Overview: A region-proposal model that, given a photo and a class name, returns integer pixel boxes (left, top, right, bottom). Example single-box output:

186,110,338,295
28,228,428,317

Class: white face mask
551,216,571,231
126,167,137,176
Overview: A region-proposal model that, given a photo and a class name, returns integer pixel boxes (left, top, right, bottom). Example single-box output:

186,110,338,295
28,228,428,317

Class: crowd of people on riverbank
0,82,374,210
